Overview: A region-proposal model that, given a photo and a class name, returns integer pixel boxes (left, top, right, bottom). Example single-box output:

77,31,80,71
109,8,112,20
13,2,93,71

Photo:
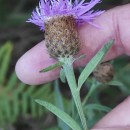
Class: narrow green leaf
22,94,28,114
0,42,12,84
32,84,51,98
40,62,64,72
25,85,35,95
2,96,11,121
84,104,111,112
35,99,82,130
108,80,128,94
82,80,99,106
38,105,45,117
0,42,12,60
78,40,114,89
5,72,18,92
54,80,69,130
60,68,66,83
12,93,19,121
14,82,26,94
73,54,86,62
54,80,64,110
31,99,37,117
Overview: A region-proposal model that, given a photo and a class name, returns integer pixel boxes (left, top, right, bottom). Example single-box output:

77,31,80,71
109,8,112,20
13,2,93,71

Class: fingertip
15,42,60,85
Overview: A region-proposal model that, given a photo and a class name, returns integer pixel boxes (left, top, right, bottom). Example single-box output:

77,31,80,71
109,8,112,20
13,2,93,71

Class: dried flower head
28,0,104,59
93,63,114,83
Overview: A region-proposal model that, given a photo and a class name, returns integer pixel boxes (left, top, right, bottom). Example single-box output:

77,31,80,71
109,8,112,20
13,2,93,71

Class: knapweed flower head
28,0,104,59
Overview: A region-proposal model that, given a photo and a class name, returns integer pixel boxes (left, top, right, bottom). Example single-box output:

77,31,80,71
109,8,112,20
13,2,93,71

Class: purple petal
27,0,104,31
76,0,101,16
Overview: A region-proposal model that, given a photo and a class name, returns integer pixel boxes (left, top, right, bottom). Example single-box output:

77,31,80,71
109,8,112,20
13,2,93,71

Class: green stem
82,79,100,106
63,61,88,130
82,83,95,106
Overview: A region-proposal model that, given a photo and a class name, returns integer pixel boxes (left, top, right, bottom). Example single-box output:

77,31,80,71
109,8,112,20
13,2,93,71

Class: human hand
15,4,130,85
15,4,130,129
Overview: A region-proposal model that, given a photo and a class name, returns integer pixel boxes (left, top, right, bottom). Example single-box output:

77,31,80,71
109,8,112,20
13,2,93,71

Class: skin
15,4,130,129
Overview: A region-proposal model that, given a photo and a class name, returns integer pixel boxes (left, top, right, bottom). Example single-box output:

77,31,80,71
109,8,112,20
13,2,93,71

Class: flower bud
93,63,114,83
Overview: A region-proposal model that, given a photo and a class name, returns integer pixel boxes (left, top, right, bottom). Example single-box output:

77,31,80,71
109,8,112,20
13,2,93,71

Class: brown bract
44,15,80,59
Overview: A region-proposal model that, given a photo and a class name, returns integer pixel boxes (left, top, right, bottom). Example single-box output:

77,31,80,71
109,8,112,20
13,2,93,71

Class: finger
92,96,130,129
16,4,130,85
15,42,60,85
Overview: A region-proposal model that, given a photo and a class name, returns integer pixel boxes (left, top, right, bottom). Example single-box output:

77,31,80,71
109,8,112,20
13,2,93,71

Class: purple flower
27,0,104,30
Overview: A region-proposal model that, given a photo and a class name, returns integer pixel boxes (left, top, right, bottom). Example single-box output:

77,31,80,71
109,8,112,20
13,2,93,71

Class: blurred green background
0,0,130,130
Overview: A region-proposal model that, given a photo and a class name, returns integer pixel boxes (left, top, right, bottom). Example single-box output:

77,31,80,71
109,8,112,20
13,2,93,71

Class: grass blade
84,103,111,112
0,42,12,84
35,99,82,130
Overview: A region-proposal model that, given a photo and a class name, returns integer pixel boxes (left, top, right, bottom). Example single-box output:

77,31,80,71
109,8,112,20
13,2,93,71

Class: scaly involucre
27,0,104,30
